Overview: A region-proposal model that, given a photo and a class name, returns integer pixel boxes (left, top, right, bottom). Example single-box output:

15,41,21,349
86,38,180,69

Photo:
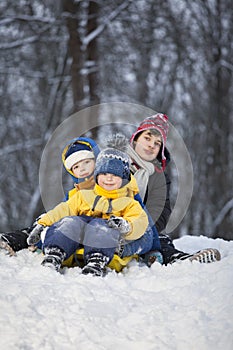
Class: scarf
127,145,155,201
74,175,95,190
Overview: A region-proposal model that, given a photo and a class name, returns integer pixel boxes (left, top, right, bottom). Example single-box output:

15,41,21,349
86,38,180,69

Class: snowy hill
0,235,233,350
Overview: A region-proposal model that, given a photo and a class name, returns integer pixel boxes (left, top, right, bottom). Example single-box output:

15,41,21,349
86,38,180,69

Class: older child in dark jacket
128,113,221,264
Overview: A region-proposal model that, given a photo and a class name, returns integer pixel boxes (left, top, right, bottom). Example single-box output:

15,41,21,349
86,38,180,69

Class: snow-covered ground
0,235,232,350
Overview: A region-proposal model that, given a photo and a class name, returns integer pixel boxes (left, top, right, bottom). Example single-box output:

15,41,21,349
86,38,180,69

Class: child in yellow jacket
27,145,152,276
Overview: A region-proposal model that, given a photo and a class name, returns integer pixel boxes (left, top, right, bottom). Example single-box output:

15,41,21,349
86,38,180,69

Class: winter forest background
0,0,232,240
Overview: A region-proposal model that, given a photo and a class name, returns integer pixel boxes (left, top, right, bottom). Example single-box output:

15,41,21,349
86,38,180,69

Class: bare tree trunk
86,0,100,140
63,0,85,112
87,1,100,106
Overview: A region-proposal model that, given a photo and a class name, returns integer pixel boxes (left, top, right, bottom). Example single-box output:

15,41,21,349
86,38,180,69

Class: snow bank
0,236,232,350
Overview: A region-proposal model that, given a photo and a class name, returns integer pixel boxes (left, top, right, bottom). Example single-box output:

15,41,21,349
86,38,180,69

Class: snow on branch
0,35,40,50
0,23,54,50
82,0,132,47
220,59,233,72
212,198,233,230
0,140,42,157
0,15,57,25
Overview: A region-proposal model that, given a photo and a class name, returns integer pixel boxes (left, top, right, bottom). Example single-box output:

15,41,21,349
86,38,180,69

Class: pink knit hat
130,113,169,170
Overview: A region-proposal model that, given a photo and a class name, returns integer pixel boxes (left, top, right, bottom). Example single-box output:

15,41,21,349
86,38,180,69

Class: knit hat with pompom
94,134,131,185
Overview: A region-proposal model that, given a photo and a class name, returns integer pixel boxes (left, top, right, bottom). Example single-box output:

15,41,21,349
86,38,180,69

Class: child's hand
27,223,45,245
107,216,131,235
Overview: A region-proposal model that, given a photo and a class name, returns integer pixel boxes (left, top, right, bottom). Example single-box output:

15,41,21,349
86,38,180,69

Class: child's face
71,158,95,178
134,130,162,162
97,173,122,191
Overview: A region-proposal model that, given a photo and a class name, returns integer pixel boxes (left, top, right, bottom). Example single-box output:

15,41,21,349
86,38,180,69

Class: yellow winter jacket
38,176,148,241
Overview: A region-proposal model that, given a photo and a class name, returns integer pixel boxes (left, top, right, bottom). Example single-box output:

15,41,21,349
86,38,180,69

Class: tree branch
212,198,233,230
82,0,132,47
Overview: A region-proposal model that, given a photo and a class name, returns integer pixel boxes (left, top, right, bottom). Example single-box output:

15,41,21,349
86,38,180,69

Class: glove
27,223,45,245
107,216,131,235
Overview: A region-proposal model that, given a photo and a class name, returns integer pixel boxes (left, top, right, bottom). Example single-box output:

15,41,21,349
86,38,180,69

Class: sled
62,248,138,272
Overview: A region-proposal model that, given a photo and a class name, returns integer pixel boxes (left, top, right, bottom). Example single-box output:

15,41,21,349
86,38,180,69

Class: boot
0,228,30,255
170,248,221,264
41,246,66,272
82,252,109,277
0,236,16,256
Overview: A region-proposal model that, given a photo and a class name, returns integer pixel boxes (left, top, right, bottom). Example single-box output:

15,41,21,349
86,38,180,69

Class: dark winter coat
145,171,171,233
130,146,172,233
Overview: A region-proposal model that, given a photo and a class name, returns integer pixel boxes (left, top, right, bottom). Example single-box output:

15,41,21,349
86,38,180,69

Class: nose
148,140,155,149
79,164,86,172
106,173,113,181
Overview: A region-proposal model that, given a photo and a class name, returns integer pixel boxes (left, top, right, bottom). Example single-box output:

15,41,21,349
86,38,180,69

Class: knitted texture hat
94,134,130,186
64,139,95,170
94,148,131,181
130,113,169,170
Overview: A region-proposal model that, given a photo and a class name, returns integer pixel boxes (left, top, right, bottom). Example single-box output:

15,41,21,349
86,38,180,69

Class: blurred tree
0,0,71,227
0,0,232,240
170,0,233,239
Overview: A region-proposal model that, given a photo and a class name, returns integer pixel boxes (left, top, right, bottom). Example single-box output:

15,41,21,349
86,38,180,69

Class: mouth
144,149,154,155
103,183,115,188
80,173,89,177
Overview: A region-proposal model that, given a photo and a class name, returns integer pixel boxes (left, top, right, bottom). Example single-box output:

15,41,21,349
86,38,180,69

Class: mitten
27,223,45,245
107,216,131,235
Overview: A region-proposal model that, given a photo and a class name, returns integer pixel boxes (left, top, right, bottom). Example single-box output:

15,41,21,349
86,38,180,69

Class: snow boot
170,248,221,264
0,228,30,255
0,236,16,256
82,252,109,277
41,247,66,272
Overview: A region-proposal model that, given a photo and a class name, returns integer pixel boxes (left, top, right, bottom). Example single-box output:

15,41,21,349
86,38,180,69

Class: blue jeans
134,193,161,252
121,225,154,257
43,216,120,261
43,216,154,261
